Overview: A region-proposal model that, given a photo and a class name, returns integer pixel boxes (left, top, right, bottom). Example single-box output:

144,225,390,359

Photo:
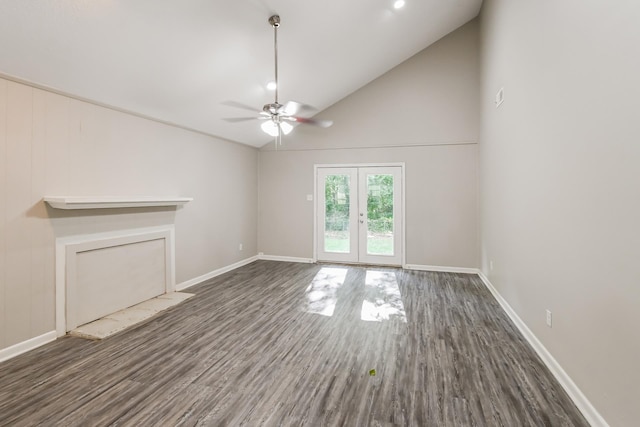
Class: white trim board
404,264,479,274
44,196,192,210
477,272,609,427
176,256,259,291
257,254,315,264
0,331,57,364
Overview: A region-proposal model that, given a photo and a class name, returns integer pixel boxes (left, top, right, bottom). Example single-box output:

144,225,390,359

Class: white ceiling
0,0,482,147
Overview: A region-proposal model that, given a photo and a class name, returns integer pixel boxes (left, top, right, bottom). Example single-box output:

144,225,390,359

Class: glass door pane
324,174,351,253
358,166,402,266
366,174,394,256
317,168,358,263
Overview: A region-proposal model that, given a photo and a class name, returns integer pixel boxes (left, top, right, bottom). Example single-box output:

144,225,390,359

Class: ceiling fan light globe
280,121,293,135
261,120,280,137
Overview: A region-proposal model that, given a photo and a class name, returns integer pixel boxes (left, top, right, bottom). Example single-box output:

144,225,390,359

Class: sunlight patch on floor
361,271,406,322
304,267,348,316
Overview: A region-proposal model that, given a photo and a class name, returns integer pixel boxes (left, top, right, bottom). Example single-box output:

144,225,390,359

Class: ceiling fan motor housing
263,103,284,115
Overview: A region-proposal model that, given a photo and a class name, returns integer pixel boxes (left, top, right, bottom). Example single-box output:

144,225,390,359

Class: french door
316,166,403,265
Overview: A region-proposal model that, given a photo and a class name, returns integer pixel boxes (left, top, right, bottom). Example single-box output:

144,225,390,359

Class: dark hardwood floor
0,261,588,426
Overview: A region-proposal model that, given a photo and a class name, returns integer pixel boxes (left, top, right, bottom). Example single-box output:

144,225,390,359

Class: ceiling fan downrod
269,15,280,106
268,14,282,147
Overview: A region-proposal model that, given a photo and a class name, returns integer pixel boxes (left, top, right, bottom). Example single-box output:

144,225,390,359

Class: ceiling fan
224,15,333,146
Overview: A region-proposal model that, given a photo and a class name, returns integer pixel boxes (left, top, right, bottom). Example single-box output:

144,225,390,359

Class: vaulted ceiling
0,0,482,147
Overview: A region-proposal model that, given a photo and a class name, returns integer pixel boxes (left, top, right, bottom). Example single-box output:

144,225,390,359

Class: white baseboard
0,331,57,363
176,255,259,291
404,264,479,274
258,253,315,264
477,271,609,427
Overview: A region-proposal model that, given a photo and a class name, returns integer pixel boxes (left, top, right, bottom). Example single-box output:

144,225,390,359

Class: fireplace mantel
44,196,193,210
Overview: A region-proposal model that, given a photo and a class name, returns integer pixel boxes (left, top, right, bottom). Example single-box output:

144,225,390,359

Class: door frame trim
313,163,406,267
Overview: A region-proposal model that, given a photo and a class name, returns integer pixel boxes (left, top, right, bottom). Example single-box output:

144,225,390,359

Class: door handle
359,219,364,224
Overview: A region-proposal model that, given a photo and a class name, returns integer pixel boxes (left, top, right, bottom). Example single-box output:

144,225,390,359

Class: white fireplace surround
55,226,176,336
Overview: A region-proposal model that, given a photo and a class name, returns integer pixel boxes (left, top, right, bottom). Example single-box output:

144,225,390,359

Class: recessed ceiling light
394,0,405,9
266,81,277,90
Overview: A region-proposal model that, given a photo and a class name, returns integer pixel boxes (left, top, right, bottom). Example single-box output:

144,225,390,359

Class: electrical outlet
239,243,243,251
489,260,494,271
546,309,552,327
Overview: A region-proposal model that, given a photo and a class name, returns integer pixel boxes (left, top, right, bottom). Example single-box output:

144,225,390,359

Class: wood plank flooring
0,261,588,426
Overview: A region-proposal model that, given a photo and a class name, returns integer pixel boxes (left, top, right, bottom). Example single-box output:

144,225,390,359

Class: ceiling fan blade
282,100,317,116
223,117,262,123
284,116,333,128
222,100,261,113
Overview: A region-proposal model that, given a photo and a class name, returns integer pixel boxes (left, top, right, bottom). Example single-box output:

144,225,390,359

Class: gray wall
479,1,640,425
0,78,258,352
258,20,480,267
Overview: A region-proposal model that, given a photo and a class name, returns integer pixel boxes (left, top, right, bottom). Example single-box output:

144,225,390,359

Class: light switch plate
495,87,504,108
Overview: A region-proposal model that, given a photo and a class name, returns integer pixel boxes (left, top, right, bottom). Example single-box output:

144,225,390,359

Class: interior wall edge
260,141,478,153
477,271,610,427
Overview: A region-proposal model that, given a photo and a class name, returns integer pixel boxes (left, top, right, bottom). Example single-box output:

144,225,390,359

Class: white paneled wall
0,78,258,351
3,81,44,347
